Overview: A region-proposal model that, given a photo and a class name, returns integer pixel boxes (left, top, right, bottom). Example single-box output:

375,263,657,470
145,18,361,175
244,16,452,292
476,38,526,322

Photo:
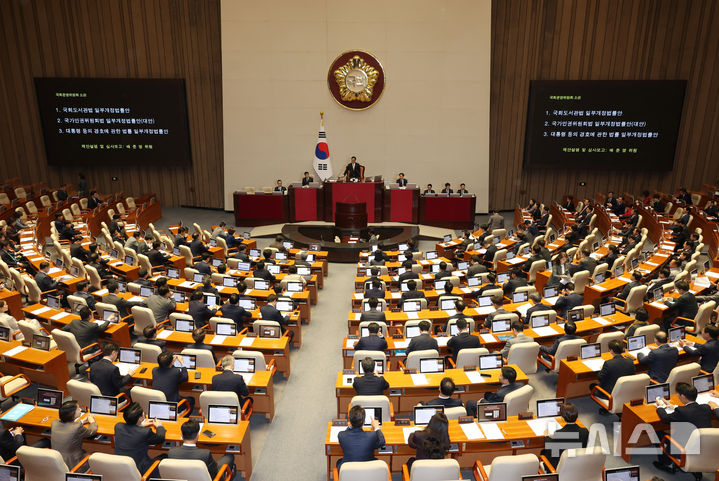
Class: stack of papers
393,340,410,349
116,362,137,376
544,296,559,305
31,306,51,315
593,285,607,291
526,417,561,436
697,392,719,405
156,330,173,340
403,426,422,443
345,339,358,349
593,317,611,326
649,301,667,309
533,326,559,337
47,267,62,274
329,426,346,443
410,374,428,385
406,312,419,319
465,371,487,383
240,373,254,385
460,422,484,440
50,312,68,321
582,358,605,371
436,337,450,347
479,422,504,440
476,306,495,315
516,304,532,317
95,288,109,296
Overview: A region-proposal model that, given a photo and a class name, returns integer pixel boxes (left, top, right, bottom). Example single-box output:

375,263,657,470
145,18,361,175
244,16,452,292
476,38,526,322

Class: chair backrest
179,244,194,266
633,324,660,340
88,452,142,481
349,395,392,422
338,460,390,481
23,277,42,304
85,264,103,290
16,446,69,481
131,306,157,336
691,300,716,333
528,309,557,325
624,285,648,313
486,453,540,481
51,328,81,363
443,405,467,420
357,321,388,337
527,260,546,283
505,384,533,416
507,342,540,374
134,342,162,363
455,347,489,369
683,428,719,473
571,270,590,294
352,350,387,370
67,294,88,313
199,391,239,417
610,373,650,414
158,459,212,481
405,349,440,371
596,331,624,352
409,458,460,481
40,195,51,207
551,339,587,372
130,386,166,413
18,319,41,343
182,348,216,369
666,362,701,394
592,263,608,283
492,249,507,270
403,320,423,338
169,312,194,329
493,312,520,325
232,350,268,370
253,319,281,334
555,446,606,481
67,379,101,408
71,257,88,279
446,317,475,334
126,197,136,209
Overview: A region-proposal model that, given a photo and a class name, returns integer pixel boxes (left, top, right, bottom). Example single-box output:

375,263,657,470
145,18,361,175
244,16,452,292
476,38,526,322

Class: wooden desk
0,340,69,393
334,366,529,417
2,404,252,479
0,289,23,320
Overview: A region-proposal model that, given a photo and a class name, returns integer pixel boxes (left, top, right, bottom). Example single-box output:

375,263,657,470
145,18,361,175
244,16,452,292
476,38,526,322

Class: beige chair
596,331,624,352
334,460,391,481
665,362,701,393
613,285,648,314
352,350,387,371
131,305,161,335
51,328,102,376
633,324,660,340
182,348,216,369
232,349,274,372
18,319,53,347
505,384,533,416
527,309,557,326
130,386,189,416
23,277,44,304
491,249,508,271
453,347,489,369
674,300,716,333
179,244,194,267
446,317,475,334
493,312,520,326
158,458,232,481
134,342,163,363
349,395,393,422
403,458,460,481
571,270,590,294
170,312,194,330
357,320,388,337
252,319,281,335
184,267,199,280
443,405,467,420
660,427,719,478
208,316,235,333
590,373,650,415
592,263,609,283
507,342,540,374
403,349,440,371
473,453,539,481
527,260,546,284
199,390,240,418
17,446,72,480
0,373,31,400
538,339,586,372
67,294,89,313
84,264,104,290
541,445,606,481
67,379,129,409
87,452,148,481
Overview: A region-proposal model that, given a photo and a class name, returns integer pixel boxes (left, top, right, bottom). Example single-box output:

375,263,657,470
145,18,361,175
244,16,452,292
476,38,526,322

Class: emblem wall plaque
327,50,385,110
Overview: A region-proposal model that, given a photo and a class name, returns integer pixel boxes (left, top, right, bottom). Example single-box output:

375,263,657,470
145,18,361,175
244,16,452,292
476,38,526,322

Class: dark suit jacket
597,354,636,393
359,310,386,323
0,430,24,460
482,382,522,403
70,243,90,262
683,338,719,372
406,333,438,354
554,293,583,318
421,397,463,409
503,277,527,295
114,423,166,473
618,281,641,300
542,423,589,468
398,271,419,283
62,318,108,348
174,234,190,248
190,239,208,257
76,291,96,311
355,335,388,352
524,303,550,322
637,344,679,382
447,332,480,360
35,271,59,292
364,288,385,299
211,369,250,401
337,427,385,466
168,444,221,478
259,304,288,329
434,271,451,280
540,334,581,355
148,249,169,266
90,358,131,396
301,177,314,186
343,162,363,179
666,292,699,320
657,402,714,446
353,373,389,395
152,366,187,402
102,292,139,318
195,261,211,275
253,268,275,283
219,304,252,329
400,290,426,305
188,300,216,327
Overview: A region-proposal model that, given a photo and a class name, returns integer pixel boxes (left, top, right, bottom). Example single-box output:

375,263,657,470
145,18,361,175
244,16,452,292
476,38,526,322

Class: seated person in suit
86,190,103,209
441,183,453,194
301,171,314,186
624,307,650,338
253,261,276,284
200,275,219,296
662,280,698,331
353,357,389,395
591,340,636,412
457,183,469,195
0,425,49,466
211,355,250,405
421,377,464,409
139,326,166,349
147,285,176,323
423,184,435,194
568,248,598,276
406,414,449,471
540,403,589,468
434,261,451,280
74,280,96,311
190,234,208,257
466,366,522,417
400,279,425,306
365,266,381,285
134,268,153,287
188,289,217,327
51,400,97,472
553,283,582,318
540,321,580,356
446,317,480,361
369,249,387,266
62,306,108,350
483,294,509,328
219,293,252,331
406,320,438,354
475,272,501,297
467,255,488,276
152,350,195,411
680,324,719,373
617,271,643,301
637,331,678,383
148,241,170,267
500,321,533,357
502,268,527,295
364,279,385,299
114,402,166,477
194,253,212,275
89,342,135,397
354,322,388,351
336,405,385,468
70,238,90,262
173,226,190,248
34,261,60,292
396,172,408,186
398,260,419,282
169,419,235,477
103,279,140,318
188,327,216,362
359,297,386,323
524,294,549,323
259,294,293,340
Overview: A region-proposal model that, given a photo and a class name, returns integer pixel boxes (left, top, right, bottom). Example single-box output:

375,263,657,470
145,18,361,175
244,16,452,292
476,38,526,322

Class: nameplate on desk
50,312,69,321
332,419,348,426
395,418,411,426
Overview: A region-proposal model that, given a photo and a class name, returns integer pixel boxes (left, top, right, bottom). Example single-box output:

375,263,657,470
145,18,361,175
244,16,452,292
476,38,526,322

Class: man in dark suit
70,238,90,262
259,294,292,339
62,306,108,349
617,271,643,301
475,272,501,297
114,402,166,476
353,357,389,395
301,171,314,186
593,340,636,412
169,419,234,477
645,268,673,300
89,342,134,397
73,280,96,311
336,405,385,468
637,331,678,382
540,403,589,468
467,255,488,276
540,321,580,356
34,261,60,292
194,253,212,275
400,279,425,307
502,268,527,295
273,179,287,193
152,350,194,411
681,324,719,373
465,366,522,417
139,326,166,349
211,355,250,404
252,261,276,284
359,297,386,323
483,294,509,328
218,294,252,331
187,235,206,258
568,248,598,276
524,294,550,323
554,283,582,318
406,320,438,354
482,238,498,264
423,184,435,194
86,191,103,210
148,241,170,267
441,183,453,194
188,290,217,327
173,226,190,248
102,279,139,319
398,260,419,282
396,173,408,186
354,322,387,351
421,377,464,408
663,280,698,331
447,318,479,361
187,328,216,362
364,279,385,299
434,261,451,280
343,156,363,180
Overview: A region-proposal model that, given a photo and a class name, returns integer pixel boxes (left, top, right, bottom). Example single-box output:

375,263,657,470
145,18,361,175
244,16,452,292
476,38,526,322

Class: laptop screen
521,476,559,481
282,241,293,250
175,319,194,332
440,298,456,311
297,266,311,276
668,326,685,343
103,310,120,322
405,325,421,338
223,277,237,287
426,251,438,260
419,358,444,373
594,273,605,284
215,322,237,336
434,280,446,290
645,383,670,403
193,273,204,283
430,264,440,273
90,395,118,416
536,398,564,418
359,359,384,375
512,291,529,303
275,252,287,261
254,279,270,290
400,282,410,292
249,249,261,257
267,264,281,275
173,354,197,370
212,258,222,267
599,302,616,317
32,334,51,351
580,343,601,359
124,255,134,266
627,335,646,351
568,309,583,322
286,281,303,292
414,405,443,426
167,268,179,279
148,401,178,421
70,265,80,277
479,354,503,370
36,387,63,408
118,348,141,364
403,300,421,312
543,286,557,298
237,262,251,271
457,261,469,270
243,231,251,239
140,286,153,297
233,357,255,373
203,294,218,306
239,297,256,310
604,466,640,481
397,254,407,263
497,272,510,284
363,407,383,426
443,234,452,242
0,326,10,342
467,276,480,287
476,402,507,422
491,319,511,333
172,291,185,303
259,325,281,338
530,315,549,328
693,374,714,393
46,295,60,309
477,295,492,307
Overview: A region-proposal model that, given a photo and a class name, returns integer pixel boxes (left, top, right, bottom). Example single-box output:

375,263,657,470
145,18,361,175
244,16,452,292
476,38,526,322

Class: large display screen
523,80,686,171
34,77,192,166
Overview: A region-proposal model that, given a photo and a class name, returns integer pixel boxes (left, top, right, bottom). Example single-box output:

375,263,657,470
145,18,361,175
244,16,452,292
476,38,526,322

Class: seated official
364,279,385,299
336,405,385,468
169,419,235,478
34,261,60,292
153,350,195,412
502,268,527,295
139,326,166,349
148,241,170,267
441,183,453,194
434,261,451,280
114,402,166,477
103,279,140,318
273,179,287,193
194,253,212,275
253,261,276,284
523,294,549,322
210,222,227,240
421,377,464,409
51,400,97,471
680,324,719,372
484,294,509,328
396,172,408,186
540,403,588,468
134,268,153,287
500,321,533,357
540,321,580,356
359,297,386,323
0,425,49,466
467,255,488,276
457,183,469,195
475,272,501,297
233,243,250,261
188,289,217,327
200,275,220,296
343,156,363,181
406,320,438,354
188,327,216,361
617,271,643,301
591,340,636,413
190,235,208,257
553,283,582,318
62,306,108,350
423,184,435,194
74,280,97,311
446,318,479,361
211,355,250,405
407,413,449,471
370,249,387,266
398,260,419,282
353,357,389,395
637,331,678,383
147,285,176,323
624,307,650,338
219,293,252,331
479,366,521,403
259,294,292,336
89,342,135,397
354,322,388,351
301,171,314,186
662,280,698,331
400,279,426,306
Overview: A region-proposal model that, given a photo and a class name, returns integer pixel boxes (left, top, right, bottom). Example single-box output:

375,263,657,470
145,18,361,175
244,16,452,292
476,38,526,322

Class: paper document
697,393,719,406
329,426,346,443
2,346,28,357
645,261,659,267
479,422,504,440
629,347,652,358
544,296,559,305
460,422,485,440
533,326,559,337
209,335,227,345
179,281,196,288
128,296,144,302
593,317,611,326
352,293,362,300
465,371,487,384
403,426,422,443
461,287,472,294
156,330,173,340
116,362,136,376
707,271,719,280
239,337,255,347
31,306,51,315
410,374,428,385
354,313,361,320
345,339,358,349
526,418,561,437
582,358,605,371
393,340,409,349
95,289,109,296
240,373,254,385
436,337,449,347
507,257,524,265
649,301,666,309
47,267,62,275
391,292,401,299
516,304,532,317
476,306,495,315
480,334,496,343
593,285,607,292
50,312,68,321
406,312,419,319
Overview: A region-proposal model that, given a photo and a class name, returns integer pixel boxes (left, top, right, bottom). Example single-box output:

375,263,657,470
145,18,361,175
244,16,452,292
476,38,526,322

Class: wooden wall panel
0,0,223,208
490,0,719,210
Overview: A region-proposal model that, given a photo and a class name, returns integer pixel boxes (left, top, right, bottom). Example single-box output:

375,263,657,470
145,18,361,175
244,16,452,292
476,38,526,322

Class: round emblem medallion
327,51,385,110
